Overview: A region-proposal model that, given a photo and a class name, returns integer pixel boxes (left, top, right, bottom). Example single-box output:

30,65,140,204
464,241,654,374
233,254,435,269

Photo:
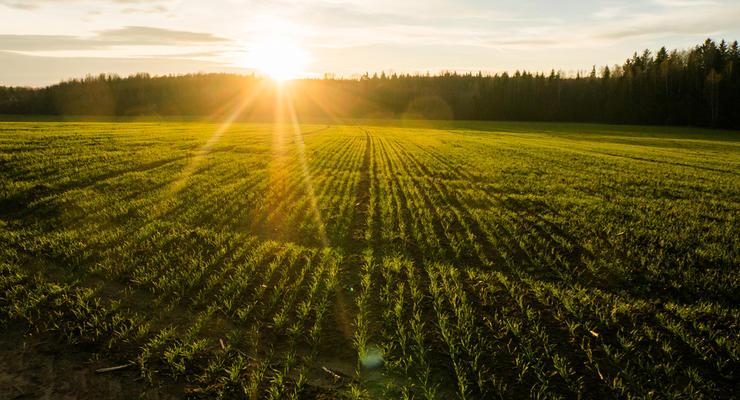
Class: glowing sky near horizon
0,0,738,86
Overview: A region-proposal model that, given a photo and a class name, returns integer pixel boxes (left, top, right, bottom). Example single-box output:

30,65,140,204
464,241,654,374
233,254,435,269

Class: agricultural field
0,120,738,399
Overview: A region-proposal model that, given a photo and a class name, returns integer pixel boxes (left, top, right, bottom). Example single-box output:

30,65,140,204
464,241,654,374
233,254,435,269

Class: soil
0,323,184,400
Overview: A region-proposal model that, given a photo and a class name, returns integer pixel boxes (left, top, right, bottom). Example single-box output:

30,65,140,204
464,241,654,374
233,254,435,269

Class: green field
0,120,738,399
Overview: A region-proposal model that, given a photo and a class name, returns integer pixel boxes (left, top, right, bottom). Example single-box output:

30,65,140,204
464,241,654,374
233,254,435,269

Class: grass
0,120,738,399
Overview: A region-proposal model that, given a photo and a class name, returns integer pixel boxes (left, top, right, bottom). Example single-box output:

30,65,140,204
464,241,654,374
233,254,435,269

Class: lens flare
360,345,384,369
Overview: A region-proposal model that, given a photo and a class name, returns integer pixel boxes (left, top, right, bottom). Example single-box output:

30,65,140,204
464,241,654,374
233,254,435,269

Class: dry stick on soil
95,362,134,374
321,366,345,383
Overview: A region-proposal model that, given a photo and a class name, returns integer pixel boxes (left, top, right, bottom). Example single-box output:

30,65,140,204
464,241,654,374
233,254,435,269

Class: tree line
1,39,738,128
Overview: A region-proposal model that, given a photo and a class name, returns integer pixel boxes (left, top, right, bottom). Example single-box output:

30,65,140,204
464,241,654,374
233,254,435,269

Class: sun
247,37,309,81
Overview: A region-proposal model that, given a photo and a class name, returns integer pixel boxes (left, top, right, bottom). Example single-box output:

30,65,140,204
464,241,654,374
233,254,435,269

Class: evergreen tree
0,40,738,128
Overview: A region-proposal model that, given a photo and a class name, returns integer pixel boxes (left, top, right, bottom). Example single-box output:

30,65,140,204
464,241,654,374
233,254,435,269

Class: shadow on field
0,323,183,400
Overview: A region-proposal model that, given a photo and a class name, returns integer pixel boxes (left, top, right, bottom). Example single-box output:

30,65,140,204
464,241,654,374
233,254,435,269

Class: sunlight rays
150,80,268,218
292,83,345,126
148,76,331,251
277,85,329,247
275,85,357,353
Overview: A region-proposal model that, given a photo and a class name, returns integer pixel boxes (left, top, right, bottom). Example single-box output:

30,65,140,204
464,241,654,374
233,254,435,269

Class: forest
0,39,738,128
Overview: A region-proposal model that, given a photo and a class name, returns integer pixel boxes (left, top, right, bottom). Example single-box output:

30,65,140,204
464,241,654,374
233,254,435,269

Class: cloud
475,5,740,50
340,2,740,49
0,0,161,9
238,0,737,52
97,26,228,45
0,35,95,51
595,6,740,41
0,51,240,87
0,26,229,52
593,7,627,19
652,0,719,6
121,4,168,14
1,0,739,83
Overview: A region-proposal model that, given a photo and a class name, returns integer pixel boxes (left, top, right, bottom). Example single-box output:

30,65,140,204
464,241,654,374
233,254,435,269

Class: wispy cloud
652,0,719,6
0,50,241,87
0,0,164,9
594,6,740,41
1,0,739,85
300,1,740,49
0,26,229,52
593,6,628,19
97,26,227,45
121,4,169,14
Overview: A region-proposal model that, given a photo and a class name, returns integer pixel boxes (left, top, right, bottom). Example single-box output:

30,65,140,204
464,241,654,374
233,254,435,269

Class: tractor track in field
320,128,374,382
342,129,374,264
3,121,737,398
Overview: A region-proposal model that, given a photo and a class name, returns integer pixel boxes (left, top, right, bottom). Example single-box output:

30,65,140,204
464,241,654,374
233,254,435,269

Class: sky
0,0,739,86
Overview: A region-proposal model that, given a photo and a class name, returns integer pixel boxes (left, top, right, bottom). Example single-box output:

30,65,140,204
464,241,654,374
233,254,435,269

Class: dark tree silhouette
1,39,738,128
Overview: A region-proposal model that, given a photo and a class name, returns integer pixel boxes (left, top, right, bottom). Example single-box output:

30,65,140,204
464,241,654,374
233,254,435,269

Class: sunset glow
246,36,310,81
0,1,738,398
2,1,739,86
